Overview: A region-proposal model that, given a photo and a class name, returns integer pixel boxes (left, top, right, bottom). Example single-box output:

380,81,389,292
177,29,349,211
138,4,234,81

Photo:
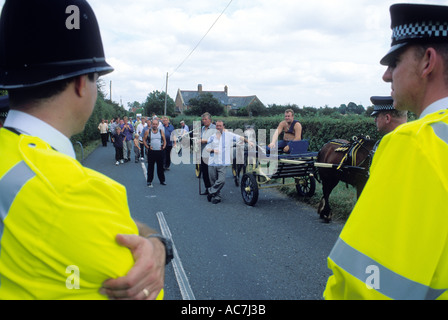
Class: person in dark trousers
111,126,125,165
144,119,166,187
162,116,174,170
199,112,216,195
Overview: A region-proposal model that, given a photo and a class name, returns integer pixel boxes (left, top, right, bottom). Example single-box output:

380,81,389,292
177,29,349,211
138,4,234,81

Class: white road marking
156,211,196,300
141,162,195,299
140,162,147,180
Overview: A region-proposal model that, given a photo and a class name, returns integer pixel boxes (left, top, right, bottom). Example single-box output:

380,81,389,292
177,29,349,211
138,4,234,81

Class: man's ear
421,47,438,79
73,75,88,97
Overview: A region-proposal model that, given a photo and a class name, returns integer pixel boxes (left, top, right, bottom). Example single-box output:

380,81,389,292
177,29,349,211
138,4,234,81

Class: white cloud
2,0,448,108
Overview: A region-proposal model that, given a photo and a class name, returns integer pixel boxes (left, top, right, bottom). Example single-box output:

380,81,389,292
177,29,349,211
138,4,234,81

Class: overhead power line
169,0,234,78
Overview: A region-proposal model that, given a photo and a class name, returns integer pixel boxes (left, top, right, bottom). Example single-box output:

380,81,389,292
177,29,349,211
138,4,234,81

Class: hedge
174,114,382,152
70,91,126,146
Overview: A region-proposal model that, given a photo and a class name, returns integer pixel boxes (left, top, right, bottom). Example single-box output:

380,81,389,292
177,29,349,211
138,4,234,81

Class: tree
185,92,225,116
247,101,267,116
71,83,127,145
142,90,175,117
347,102,365,115
339,104,348,115
127,101,141,111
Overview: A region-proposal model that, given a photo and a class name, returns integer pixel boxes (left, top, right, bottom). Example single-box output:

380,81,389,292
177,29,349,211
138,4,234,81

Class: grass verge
279,180,358,223
73,139,101,163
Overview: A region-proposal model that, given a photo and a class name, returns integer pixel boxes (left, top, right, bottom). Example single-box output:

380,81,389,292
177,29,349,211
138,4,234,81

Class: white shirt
136,123,144,141
206,131,241,166
420,97,448,119
4,110,76,159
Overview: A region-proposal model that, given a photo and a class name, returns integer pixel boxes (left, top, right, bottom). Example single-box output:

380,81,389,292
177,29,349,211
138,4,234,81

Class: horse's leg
318,176,339,223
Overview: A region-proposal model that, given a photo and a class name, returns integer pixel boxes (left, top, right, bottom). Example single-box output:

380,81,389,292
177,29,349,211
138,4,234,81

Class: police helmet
0,0,113,89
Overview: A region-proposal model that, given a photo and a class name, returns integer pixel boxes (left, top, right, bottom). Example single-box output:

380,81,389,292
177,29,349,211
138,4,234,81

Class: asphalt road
83,143,344,300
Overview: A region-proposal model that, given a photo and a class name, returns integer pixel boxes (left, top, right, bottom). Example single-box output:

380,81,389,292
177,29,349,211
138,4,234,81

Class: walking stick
198,163,202,195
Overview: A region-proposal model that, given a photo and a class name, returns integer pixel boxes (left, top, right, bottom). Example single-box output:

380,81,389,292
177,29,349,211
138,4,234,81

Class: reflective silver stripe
329,238,447,300
0,161,36,241
431,121,448,145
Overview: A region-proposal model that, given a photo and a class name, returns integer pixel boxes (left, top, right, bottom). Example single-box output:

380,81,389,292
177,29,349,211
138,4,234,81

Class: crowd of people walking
100,114,183,187
99,112,254,204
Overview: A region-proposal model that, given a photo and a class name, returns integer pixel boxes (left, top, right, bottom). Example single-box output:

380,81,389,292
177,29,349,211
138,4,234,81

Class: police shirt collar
420,97,448,119
4,110,76,159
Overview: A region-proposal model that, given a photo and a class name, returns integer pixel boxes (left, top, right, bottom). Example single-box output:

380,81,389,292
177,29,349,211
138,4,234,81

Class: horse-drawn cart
238,140,319,206
192,130,376,222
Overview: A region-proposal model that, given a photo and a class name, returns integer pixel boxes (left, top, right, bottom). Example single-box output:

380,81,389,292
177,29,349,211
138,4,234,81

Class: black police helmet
0,0,113,89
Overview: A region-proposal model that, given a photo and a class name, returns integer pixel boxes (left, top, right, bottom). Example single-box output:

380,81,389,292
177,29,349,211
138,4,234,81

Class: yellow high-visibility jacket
0,128,140,299
324,109,448,300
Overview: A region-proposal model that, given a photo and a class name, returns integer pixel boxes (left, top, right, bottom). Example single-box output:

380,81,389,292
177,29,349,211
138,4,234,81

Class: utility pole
110,80,112,102
164,72,168,116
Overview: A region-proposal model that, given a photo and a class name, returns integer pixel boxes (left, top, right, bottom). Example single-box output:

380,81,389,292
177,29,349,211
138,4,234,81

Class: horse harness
330,136,374,171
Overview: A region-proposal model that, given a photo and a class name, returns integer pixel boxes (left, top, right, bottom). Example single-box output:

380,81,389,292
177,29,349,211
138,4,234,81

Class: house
175,84,263,114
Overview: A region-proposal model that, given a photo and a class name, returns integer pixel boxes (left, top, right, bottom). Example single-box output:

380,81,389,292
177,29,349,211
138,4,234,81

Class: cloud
91,0,399,108
1,0,448,109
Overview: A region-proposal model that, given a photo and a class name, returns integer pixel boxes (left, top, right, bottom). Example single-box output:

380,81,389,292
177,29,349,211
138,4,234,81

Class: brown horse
316,136,377,223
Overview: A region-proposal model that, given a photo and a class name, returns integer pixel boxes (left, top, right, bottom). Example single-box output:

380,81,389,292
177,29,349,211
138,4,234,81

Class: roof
228,96,257,110
178,89,259,110
180,90,229,106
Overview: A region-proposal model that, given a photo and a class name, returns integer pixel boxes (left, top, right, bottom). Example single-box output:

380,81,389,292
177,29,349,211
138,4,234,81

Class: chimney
198,84,203,93
224,85,228,95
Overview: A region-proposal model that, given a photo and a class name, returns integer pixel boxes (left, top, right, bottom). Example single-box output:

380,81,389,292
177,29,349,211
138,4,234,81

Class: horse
315,136,378,223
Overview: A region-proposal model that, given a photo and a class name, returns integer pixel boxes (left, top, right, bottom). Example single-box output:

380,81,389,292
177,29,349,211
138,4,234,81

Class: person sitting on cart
268,109,302,153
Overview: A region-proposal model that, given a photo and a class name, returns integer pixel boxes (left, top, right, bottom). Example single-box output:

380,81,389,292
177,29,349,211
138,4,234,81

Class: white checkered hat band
374,104,394,110
392,21,448,43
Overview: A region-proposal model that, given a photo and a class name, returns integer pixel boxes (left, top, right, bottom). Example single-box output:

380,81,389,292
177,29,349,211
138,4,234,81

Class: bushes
171,114,381,151
70,89,127,145
73,91,382,153
299,115,381,151
217,115,381,151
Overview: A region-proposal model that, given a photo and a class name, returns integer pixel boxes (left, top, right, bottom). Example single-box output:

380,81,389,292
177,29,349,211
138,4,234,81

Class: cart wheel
296,175,316,197
195,163,201,178
241,173,259,206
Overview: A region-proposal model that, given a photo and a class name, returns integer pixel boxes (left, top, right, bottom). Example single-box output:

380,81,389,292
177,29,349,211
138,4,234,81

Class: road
83,143,344,300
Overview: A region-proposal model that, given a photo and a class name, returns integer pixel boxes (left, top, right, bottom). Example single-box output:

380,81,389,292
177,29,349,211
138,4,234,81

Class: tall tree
142,90,175,117
185,92,225,116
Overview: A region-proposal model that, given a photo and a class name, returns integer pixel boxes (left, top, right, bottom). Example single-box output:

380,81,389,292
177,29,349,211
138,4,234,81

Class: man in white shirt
136,118,145,160
98,119,109,147
206,120,253,204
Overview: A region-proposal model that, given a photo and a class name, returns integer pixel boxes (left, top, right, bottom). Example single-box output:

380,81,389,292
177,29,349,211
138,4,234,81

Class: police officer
370,96,407,135
0,95,8,127
325,4,448,300
0,0,171,300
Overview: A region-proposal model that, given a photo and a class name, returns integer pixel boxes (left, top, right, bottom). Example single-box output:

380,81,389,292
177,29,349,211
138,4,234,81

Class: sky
2,0,448,109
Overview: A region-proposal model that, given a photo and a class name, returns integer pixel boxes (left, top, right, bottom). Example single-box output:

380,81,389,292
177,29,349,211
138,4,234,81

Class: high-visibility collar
4,110,75,158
